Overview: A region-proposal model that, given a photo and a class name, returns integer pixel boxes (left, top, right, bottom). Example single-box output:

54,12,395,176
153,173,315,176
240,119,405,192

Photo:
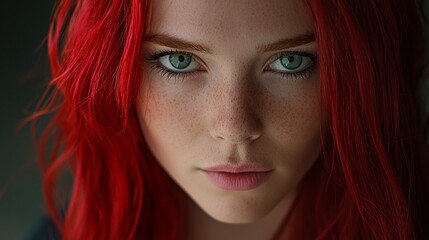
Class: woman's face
137,0,322,224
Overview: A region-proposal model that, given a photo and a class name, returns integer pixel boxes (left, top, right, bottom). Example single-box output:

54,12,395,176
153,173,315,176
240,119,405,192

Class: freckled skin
136,0,323,239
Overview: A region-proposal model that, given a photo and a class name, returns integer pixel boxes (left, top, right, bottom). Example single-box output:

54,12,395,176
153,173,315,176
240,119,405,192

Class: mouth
200,164,274,191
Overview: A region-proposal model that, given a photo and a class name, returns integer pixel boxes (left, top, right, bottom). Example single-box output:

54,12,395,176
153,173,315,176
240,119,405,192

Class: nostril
211,126,261,144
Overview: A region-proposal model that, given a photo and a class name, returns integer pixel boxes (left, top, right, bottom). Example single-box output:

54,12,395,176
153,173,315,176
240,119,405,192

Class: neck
184,189,297,240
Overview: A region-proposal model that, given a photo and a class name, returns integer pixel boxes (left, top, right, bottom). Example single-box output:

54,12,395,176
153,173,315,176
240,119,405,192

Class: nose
208,75,262,144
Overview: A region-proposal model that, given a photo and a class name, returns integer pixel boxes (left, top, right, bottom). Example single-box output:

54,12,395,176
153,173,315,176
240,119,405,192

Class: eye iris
169,53,192,69
281,55,302,70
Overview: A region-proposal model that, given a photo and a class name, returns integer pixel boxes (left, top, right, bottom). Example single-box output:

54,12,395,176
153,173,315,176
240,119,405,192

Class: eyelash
144,50,317,83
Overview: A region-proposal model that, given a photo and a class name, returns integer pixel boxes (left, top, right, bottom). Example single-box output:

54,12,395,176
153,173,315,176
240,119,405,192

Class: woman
30,0,429,239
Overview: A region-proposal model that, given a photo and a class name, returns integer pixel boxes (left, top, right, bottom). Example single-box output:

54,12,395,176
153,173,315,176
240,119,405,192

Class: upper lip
201,164,273,173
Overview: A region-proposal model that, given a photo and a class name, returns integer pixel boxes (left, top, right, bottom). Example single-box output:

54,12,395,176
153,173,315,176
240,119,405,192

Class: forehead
146,0,314,52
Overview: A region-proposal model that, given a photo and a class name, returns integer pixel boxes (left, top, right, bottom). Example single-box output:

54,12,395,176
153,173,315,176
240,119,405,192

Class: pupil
178,55,185,62
281,55,302,70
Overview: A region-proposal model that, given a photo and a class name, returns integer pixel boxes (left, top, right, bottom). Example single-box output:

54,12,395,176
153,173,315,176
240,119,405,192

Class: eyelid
145,49,316,67
265,51,317,66
145,49,317,81
145,49,207,70
260,51,317,76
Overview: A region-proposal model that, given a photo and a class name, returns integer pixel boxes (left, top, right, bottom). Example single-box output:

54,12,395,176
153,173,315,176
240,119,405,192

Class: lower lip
202,171,273,191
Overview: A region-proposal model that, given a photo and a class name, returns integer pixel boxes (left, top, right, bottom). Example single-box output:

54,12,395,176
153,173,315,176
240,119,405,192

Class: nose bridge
209,72,262,143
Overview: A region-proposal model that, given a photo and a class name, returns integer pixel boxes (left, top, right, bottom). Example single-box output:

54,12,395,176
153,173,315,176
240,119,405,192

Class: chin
197,195,275,224
209,213,262,224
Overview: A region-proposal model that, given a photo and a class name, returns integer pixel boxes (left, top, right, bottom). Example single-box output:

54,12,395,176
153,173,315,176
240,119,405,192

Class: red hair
29,0,429,239
285,1,429,239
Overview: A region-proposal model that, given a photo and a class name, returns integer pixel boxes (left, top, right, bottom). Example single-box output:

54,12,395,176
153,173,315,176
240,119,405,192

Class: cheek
274,87,320,145
264,77,322,175
136,79,203,168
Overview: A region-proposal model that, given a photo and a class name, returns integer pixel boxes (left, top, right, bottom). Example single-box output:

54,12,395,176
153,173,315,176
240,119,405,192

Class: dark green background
1,1,54,239
0,1,428,240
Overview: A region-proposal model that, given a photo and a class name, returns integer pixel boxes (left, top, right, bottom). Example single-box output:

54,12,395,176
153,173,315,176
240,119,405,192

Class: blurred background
0,1,428,240
0,1,54,239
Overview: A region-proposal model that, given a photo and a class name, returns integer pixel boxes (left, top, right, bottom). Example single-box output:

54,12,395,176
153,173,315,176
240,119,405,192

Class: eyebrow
144,33,315,54
257,33,315,52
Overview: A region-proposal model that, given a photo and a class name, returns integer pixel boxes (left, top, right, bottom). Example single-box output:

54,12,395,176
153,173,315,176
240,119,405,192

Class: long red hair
29,0,429,239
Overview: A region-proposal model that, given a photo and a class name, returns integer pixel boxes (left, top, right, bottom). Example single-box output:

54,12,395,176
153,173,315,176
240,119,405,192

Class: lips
201,164,273,191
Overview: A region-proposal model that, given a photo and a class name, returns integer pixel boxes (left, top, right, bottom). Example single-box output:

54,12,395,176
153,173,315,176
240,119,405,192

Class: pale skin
136,0,323,239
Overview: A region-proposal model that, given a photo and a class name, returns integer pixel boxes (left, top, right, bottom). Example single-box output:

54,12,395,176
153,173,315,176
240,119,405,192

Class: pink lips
201,164,273,191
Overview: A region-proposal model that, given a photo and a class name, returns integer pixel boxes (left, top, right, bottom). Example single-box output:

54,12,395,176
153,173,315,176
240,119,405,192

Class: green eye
268,53,314,73
159,52,200,72
169,53,192,69
280,55,302,70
